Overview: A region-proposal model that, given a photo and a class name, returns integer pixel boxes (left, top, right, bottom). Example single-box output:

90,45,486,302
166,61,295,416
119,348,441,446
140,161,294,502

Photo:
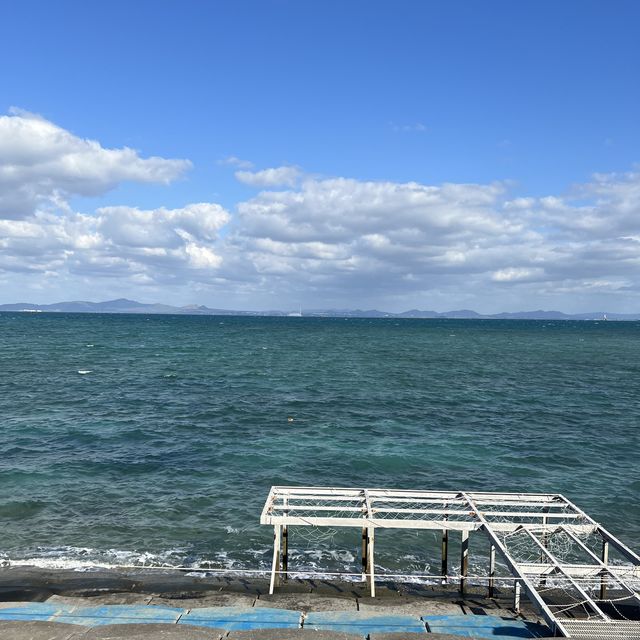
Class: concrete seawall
0,566,553,639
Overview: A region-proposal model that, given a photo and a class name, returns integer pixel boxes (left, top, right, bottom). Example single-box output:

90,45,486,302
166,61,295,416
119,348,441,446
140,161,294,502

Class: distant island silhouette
1,298,638,320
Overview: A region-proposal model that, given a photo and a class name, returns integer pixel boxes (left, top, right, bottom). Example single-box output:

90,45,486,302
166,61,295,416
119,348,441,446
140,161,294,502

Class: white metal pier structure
261,486,640,639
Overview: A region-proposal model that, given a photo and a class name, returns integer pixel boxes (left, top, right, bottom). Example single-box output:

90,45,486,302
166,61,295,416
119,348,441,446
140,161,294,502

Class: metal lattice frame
260,487,640,638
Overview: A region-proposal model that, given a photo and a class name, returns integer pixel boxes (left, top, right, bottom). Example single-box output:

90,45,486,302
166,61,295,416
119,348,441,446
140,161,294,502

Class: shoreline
0,564,532,603
0,564,552,638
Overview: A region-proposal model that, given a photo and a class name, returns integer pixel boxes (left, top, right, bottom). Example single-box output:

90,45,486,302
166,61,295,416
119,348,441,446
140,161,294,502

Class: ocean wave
0,500,47,519
1,545,524,588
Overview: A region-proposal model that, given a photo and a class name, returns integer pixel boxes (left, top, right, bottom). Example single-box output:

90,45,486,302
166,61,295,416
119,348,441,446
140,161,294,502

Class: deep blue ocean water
0,313,638,577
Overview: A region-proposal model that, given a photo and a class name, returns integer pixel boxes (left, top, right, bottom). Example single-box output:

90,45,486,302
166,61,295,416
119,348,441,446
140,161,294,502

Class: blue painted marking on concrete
179,606,302,630
423,614,550,638
305,611,426,634
0,603,551,638
52,604,185,627
0,602,74,622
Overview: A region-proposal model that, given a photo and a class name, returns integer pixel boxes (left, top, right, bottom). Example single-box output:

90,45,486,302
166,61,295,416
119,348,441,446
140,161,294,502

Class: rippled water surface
1,313,638,575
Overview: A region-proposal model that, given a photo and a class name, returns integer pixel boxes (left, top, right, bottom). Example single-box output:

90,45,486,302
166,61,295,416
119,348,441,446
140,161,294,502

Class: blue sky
1,1,639,312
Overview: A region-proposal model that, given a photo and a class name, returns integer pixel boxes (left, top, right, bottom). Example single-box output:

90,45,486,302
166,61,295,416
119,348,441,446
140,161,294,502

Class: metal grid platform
561,620,640,639
261,486,640,638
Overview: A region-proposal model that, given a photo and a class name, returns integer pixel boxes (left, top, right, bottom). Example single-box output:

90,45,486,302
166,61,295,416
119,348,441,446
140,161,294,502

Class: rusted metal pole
361,528,368,582
460,530,469,594
282,525,288,581
441,530,449,584
282,496,289,581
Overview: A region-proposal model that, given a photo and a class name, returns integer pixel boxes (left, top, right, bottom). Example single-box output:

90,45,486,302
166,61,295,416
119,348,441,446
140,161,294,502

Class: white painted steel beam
521,526,610,621
262,515,483,530
559,526,640,607
269,524,281,595
560,495,640,565
461,492,570,637
261,485,640,638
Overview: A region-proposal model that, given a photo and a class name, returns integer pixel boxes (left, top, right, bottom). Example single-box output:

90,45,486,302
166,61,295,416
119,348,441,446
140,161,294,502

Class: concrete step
0,623,477,640
0,601,554,639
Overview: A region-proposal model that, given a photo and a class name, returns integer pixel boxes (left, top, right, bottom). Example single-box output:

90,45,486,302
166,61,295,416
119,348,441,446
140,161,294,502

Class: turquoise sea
1,313,639,577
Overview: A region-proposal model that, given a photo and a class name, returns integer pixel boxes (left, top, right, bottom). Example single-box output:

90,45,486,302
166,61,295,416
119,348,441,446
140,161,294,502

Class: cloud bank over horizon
0,110,638,313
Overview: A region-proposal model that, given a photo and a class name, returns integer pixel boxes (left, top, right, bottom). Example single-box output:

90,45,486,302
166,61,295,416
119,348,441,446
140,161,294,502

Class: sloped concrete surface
304,610,426,634
150,593,258,609
53,604,184,627
0,620,86,639
255,594,357,612
178,606,302,630
0,566,555,639
227,630,363,640
369,634,471,640
47,594,153,606
358,596,462,615
82,622,223,639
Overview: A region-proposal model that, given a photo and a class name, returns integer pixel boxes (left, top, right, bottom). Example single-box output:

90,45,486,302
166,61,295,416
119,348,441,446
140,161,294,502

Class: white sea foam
3,544,516,589
328,549,355,563
77,369,91,374
5,545,200,571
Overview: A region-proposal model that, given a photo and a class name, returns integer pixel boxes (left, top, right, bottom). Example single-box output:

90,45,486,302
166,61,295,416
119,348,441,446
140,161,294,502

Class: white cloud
6,168,637,310
185,243,223,269
492,267,545,282
0,203,229,284
0,109,191,218
237,177,513,245
225,171,640,308
235,166,301,188
228,177,528,298
391,122,428,133
98,203,228,248
219,155,254,169
1,111,639,311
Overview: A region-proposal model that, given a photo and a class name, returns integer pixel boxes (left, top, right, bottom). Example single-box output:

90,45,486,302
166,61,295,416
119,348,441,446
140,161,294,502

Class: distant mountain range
0,298,639,320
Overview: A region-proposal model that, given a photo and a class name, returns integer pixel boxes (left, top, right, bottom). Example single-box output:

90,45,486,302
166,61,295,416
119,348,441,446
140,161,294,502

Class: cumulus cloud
1,111,639,311
219,155,254,169
0,109,191,218
492,267,545,282
225,170,640,307
0,203,229,284
233,177,523,289
235,165,301,188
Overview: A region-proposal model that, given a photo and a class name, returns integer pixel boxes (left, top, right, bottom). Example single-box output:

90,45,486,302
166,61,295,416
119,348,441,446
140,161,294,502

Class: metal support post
368,527,376,597
540,513,548,587
489,544,496,597
282,496,289,582
269,525,281,595
600,540,609,600
441,530,449,584
514,579,521,613
282,525,288,581
361,527,368,581
460,530,469,594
